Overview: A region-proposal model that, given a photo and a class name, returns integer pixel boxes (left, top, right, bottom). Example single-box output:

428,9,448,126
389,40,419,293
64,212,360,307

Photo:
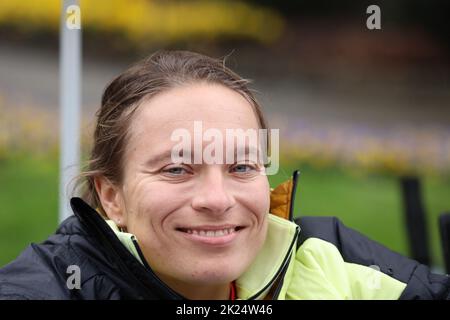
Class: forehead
128,83,260,145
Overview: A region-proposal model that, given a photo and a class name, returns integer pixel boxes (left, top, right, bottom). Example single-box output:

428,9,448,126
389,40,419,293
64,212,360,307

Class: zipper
95,225,181,299
269,170,301,299
271,253,293,299
72,198,183,299
289,170,300,221
247,225,300,300
132,239,185,299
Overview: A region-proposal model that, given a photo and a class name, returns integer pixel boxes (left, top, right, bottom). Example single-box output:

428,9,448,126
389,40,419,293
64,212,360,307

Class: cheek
123,181,183,234
238,177,270,219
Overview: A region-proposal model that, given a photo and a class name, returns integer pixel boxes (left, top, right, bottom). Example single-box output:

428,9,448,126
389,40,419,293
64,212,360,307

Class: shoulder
0,216,118,300
294,216,450,299
296,216,424,280
290,237,406,299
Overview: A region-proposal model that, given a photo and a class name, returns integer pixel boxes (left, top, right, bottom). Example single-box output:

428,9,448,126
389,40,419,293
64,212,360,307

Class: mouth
176,225,244,236
175,225,245,246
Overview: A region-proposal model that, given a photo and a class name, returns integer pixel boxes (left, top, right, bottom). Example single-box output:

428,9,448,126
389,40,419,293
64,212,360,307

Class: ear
94,176,127,228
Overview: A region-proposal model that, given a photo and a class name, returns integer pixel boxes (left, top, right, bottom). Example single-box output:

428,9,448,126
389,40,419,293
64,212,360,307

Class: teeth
184,228,236,237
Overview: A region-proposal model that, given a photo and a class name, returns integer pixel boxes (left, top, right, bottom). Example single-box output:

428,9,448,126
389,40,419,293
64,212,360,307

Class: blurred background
0,0,449,272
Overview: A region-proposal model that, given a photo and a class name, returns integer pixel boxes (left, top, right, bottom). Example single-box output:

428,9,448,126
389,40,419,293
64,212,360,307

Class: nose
191,167,236,215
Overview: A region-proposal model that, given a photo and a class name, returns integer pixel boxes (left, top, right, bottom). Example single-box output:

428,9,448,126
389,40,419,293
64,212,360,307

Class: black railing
400,176,431,266
439,213,450,274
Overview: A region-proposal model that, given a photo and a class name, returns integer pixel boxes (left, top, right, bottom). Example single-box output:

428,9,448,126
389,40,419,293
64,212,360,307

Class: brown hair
77,50,268,215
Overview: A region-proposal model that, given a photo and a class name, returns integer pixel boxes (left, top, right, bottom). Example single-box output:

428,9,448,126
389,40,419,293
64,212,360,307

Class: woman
0,51,448,299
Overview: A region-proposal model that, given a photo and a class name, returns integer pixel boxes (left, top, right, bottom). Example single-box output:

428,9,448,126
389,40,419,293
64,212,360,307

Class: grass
1,155,449,270
0,154,58,267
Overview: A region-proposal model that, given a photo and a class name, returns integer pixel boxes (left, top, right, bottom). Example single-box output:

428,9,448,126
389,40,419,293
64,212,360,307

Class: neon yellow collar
236,214,298,299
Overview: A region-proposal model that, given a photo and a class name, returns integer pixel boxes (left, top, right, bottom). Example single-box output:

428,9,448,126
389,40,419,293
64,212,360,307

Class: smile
183,228,235,237
176,225,245,246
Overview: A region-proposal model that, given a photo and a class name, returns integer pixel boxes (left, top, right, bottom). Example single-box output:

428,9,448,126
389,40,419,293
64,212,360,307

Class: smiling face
96,82,270,298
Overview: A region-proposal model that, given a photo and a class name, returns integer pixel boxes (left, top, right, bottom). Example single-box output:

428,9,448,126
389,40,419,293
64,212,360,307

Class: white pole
59,0,81,223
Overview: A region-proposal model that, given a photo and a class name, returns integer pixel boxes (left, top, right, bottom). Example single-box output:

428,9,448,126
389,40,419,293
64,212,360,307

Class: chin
184,260,248,285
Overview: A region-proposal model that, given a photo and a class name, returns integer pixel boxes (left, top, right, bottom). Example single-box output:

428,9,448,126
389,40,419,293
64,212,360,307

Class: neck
157,273,231,300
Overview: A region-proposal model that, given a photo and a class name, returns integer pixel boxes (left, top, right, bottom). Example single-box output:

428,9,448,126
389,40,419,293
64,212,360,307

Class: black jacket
0,197,449,300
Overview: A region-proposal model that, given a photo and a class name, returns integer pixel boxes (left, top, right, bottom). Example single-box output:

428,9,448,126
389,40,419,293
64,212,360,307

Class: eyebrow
144,149,184,168
232,145,261,161
145,145,262,167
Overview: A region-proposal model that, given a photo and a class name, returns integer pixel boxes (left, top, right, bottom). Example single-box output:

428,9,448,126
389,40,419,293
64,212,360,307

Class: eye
230,164,257,174
162,165,190,176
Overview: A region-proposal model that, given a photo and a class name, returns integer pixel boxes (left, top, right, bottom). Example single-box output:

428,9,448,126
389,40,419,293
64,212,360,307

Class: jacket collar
105,213,299,300
70,197,185,299
236,214,299,299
